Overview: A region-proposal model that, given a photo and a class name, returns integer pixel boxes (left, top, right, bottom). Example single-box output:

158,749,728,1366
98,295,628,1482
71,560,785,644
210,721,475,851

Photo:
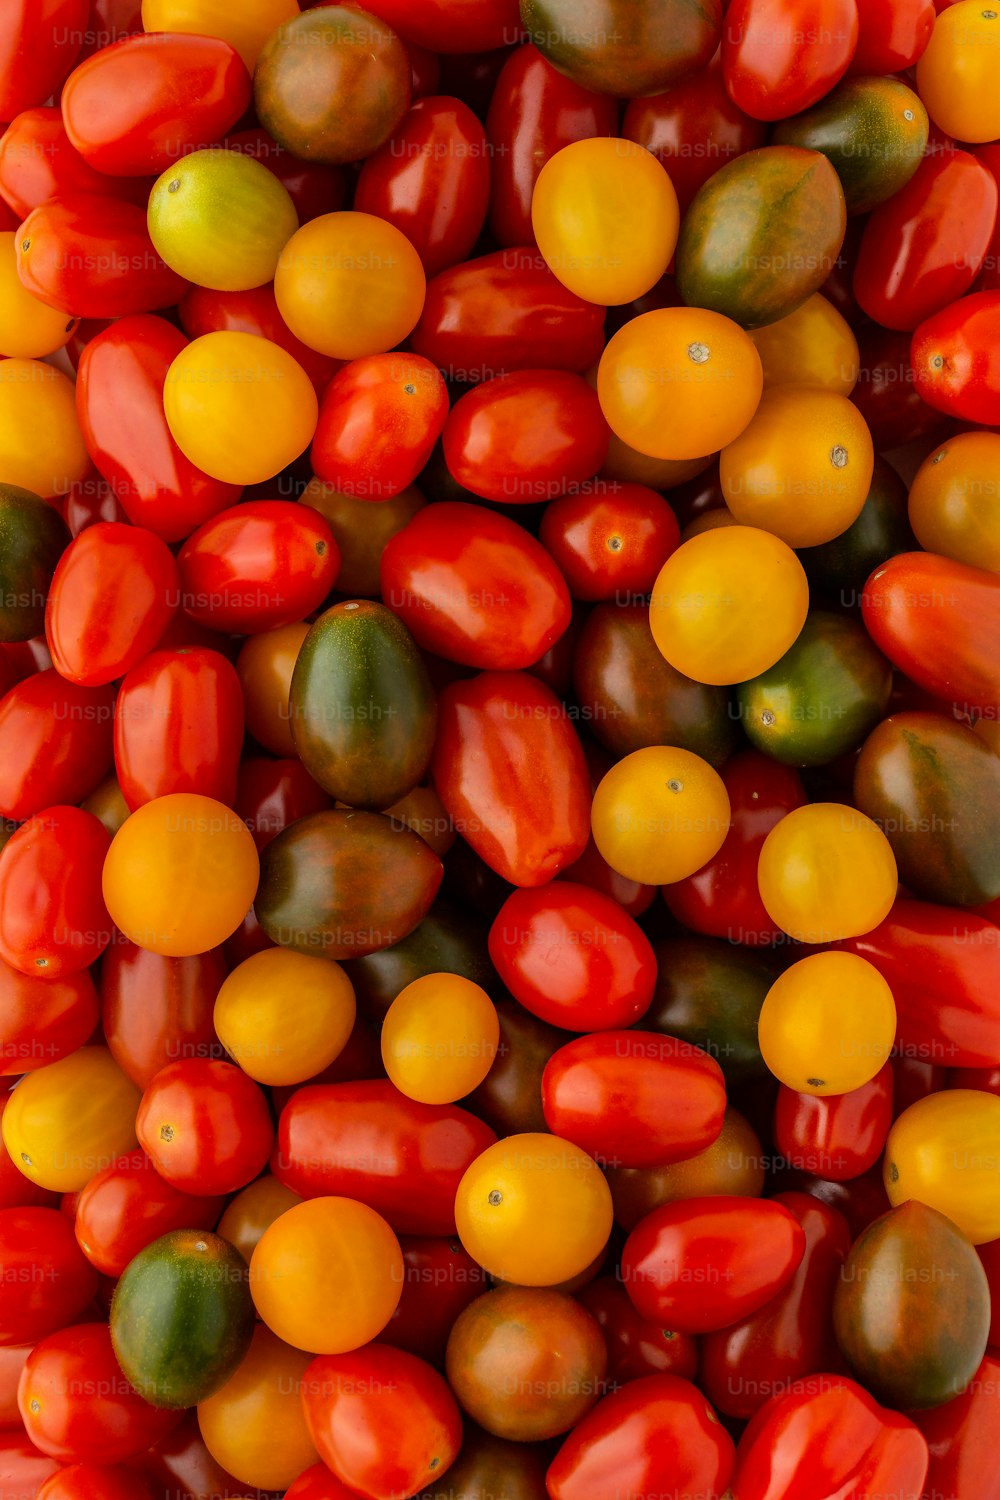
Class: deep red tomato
0,0,89,117
176,501,339,634
0,671,114,821
100,941,227,1089
310,354,449,499
0,1436,60,1497
380,500,571,669
623,55,767,212
539,483,680,602
409,249,607,380
235,759,331,854
224,126,346,225
974,144,1000,294
913,1354,1000,1500
45,521,178,687
73,1151,224,1278
362,0,520,54
952,1064,1000,1097
893,1053,946,1116
177,284,341,395
722,0,858,121
485,44,617,246
0,807,110,980
0,107,146,219
76,315,242,543
136,1059,273,1197
0,957,98,1076
576,1276,699,1385
17,196,189,319
36,1464,154,1500
774,1064,894,1182
848,0,935,72
382,1236,489,1366
0,1099,58,1212
58,479,128,538
442,371,609,503
128,1411,253,1500
284,1462,360,1500
113,647,244,811
18,1324,180,1463
853,151,998,331
60,33,250,176
850,324,948,451
355,96,491,277
80,0,144,58
978,1240,1000,1345
273,1080,496,1236
546,1374,734,1500
0,1207,97,1347
0,1343,31,1428
911,290,1000,425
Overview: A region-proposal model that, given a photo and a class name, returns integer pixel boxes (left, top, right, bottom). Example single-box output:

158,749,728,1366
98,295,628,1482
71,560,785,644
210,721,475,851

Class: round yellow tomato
0,359,90,496
885,1089,1000,1244
197,1324,317,1490
720,388,875,548
102,793,260,957
381,973,498,1104
382,785,456,859
757,802,898,944
214,948,356,1086
148,149,299,292
607,1108,766,1231
455,1132,613,1287
141,0,299,69
274,212,426,359
758,952,897,1095
591,745,731,886
217,1176,303,1264
250,1196,403,1354
2,1047,141,1192
236,621,309,757
163,331,318,485
916,1,1000,143
907,432,1000,572
748,294,859,396
531,138,679,306
649,525,809,686
0,233,77,359
597,307,763,461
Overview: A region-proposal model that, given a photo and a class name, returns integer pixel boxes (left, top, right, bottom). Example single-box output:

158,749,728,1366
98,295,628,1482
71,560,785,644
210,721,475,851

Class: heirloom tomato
520,0,721,98
236,621,310,755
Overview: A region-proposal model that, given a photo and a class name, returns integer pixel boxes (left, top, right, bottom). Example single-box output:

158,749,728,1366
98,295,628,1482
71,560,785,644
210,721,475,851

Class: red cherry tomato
100,941,227,1089
0,671,114,822
850,324,948,451
36,1464,154,1500
911,289,1000,425
0,107,146,220
540,483,680,602
80,0,144,57
136,1059,273,1197
576,1276,699,1385
45,521,178,688
0,1207,97,1346
382,1236,489,1366
128,1411,253,1500
722,0,859,122
178,283,341,395
0,958,99,1076
848,0,935,73
0,1436,60,1496
73,1151,224,1278
235,759,332,854
311,354,449,499
0,0,89,118
774,1063,894,1182
912,1353,1000,1500
362,0,520,55
224,126,346,225
0,808,111,980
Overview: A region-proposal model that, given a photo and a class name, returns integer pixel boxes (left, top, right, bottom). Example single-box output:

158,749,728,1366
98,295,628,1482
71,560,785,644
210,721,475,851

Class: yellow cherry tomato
455,1133,613,1287
0,233,77,359
916,1,1000,144
142,0,299,70
531,138,679,306
749,294,859,396
197,1324,317,1490
148,150,299,293
380,972,498,1104
758,952,897,1096
382,785,456,859
250,1196,403,1354
0,359,90,497
214,948,356,1086
591,745,731,886
275,212,426,360
102,793,260,957
757,802,898,944
1,1047,140,1192
907,432,1000,572
597,307,763,461
720,388,875,548
163,331,318,486
217,1176,303,1264
607,1108,766,1232
885,1089,1000,1244
649,525,809,686
236,621,309,757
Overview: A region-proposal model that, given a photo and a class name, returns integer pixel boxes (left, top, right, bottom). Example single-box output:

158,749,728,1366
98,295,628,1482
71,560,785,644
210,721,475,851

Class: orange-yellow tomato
597,307,763,461
720,388,875,548
163,331,318,486
381,785,456,859
0,233,77,359
885,1089,1000,1244
0,359,90,496
749,294,859,396
757,802,898,944
531,138,679,306
214,948,356,1086
381,972,498,1104
300,480,425,597
250,1196,403,1354
758,952,897,1096
590,745,731,886
274,212,426,359
141,0,299,69
217,1176,303,1264
916,1,1000,144
607,1108,766,1231
236,622,309,756
102,793,260,957
197,1324,317,1490
1,1047,140,1192
649,525,809,686
455,1133,613,1287
907,432,1000,573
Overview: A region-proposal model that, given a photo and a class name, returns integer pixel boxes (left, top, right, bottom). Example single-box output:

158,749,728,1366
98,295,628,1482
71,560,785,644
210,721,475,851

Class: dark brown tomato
300,479,425,598
520,0,722,97
417,1425,549,1500
344,903,494,1024
466,1000,567,1137
644,937,780,1086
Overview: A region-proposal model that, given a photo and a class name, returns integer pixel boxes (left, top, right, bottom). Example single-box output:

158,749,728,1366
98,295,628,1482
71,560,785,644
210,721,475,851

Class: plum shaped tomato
0,807,111,979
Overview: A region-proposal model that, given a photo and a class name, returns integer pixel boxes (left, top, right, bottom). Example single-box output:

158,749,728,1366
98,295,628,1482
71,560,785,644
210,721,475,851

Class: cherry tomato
0,957,98,1076
0,672,114,822
195,1324,317,1492
540,484,678,602
178,283,340,395
917,1,1000,143
362,0,519,53
0,1098,60,1212
136,1058,273,1197
0,1,89,117
757,803,898,944
849,0,935,72
906,432,1000,572
236,758,332,853
0,360,91,499
851,323,948,451
722,0,858,121
0,107,144,221
759,951,897,1095
381,973,498,1105
36,1464,153,1500
73,1151,223,1277
214,948,355,1087
141,0,299,72
748,293,859,396
911,290,1000,426
381,1236,488,1367
311,354,448,499
576,1276,699,1385
0,807,111,979
591,745,731,886
885,1089,1000,1244
1,1046,140,1193
0,232,79,361
774,1063,894,1182
912,1351,1000,1500
236,623,310,756
0,1207,96,1346
101,941,226,1088
224,125,346,226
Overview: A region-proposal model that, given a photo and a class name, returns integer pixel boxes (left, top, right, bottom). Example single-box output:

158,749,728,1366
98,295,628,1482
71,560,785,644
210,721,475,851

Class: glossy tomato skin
539,484,680,602
355,96,491,278
0,1207,97,1347
850,324,948,451
853,151,998,332
73,1151,223,1278
136,1059,273,1197
911,290,1000,425
722,0,859,122
0,1099,59,1211
546,1374,734,1500
774,1064,894,1182
178,283,340,394
576,1276,699,1385
235,759,331,854
912,1353,1000,1500
485,44,617,247
0,957,99,1076
60,33,251,176
848,0,935,72
410,250,607,380
113,648,244,811
0,671,114,821
0,807,111,979
382,1236,489,1367
224,125,346,225
310,354,448,499
362,0,519,53
432,671,591,887
100,941,227,1089
76,315,241,543
0,1437,59,1496
273,1080,496,1236
0,0,88,116
0,107,146,219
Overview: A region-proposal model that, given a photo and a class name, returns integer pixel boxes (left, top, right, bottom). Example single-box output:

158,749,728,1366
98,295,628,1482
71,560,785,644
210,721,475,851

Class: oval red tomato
0,808,111,979
774,1064,894,1182
0,958,98,1076
911,289,1000,426
73,1151,224,1277
0,1207,97,1347
0,0,89,118
100,941,227,1089
310,354,448,500
0,671,114,822
723,0,859,122
0,107,145,219
136,1059,273,1197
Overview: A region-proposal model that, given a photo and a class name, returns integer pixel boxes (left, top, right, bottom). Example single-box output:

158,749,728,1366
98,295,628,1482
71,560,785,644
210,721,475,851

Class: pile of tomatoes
1,0,1000,1497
